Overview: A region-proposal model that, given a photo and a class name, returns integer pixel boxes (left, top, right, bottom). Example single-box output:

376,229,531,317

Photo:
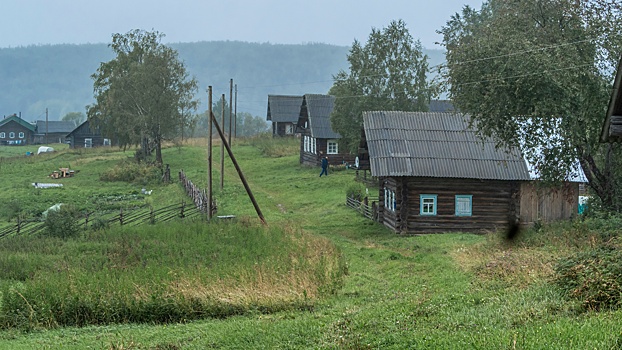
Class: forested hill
0,41,445,121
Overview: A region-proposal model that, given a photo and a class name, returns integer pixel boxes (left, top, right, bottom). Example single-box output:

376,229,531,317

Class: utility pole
234,84,238,138
220,94,225,191
229,78,233,146
207,86,213,220
45,108,49,145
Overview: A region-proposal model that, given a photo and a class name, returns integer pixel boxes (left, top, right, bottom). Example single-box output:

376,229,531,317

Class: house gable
602,56,622,142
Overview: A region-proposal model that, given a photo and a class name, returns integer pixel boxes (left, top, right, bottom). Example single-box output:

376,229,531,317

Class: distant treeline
0,41,444,121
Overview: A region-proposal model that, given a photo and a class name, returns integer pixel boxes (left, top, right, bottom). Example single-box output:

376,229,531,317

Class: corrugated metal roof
304,94,341,139
363,111,531,180
267,95,303,122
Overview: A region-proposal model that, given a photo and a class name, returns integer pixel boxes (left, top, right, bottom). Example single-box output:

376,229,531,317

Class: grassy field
0,139,621,349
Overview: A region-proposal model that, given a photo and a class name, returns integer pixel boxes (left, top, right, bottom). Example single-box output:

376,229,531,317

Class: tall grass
0,220,346,330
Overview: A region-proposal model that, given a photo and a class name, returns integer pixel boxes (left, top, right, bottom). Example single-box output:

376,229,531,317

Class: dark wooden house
0,115,36,145
267,95,303,137
296,94,354,166
65,120,110,148
602,56,622,142
34,120,76,144
362,111,532,234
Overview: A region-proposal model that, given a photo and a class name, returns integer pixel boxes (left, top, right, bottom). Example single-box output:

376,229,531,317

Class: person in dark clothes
320,156,329,177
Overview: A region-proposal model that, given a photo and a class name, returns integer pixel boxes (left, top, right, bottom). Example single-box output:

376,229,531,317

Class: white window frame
311,137,317,154
18,132,24,139
420,194,437,216
9,132,15,139
327,140,338,154
455,195,473,216
285,124,294,135
0,132,5,138
85,138,93,148
384,188,396,212
103,138,111,146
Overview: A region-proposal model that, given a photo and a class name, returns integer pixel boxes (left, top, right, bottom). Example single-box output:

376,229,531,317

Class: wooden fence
0,202,202,238
179,170,216,215
346,195,378,221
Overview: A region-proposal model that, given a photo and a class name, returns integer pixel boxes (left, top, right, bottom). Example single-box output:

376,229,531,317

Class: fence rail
179,170,216,215
346,196,378,220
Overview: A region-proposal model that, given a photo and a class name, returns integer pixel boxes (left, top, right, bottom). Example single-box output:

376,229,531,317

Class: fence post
119,208,124,225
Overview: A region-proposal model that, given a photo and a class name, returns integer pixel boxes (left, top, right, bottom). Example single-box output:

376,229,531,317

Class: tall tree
440,0,622,211
87,29,199,165
61,112,85,126
329,20,434,152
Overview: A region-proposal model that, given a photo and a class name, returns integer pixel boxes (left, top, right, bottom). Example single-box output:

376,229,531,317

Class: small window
327,140,338,154
311,137,317,154
303,136,309,152
285,124,294,134
9,132,15,139
85,138,93,148
18,132,24,138
103,138,111,146
0,132,5,138
420,194,437,216
455,195,473,216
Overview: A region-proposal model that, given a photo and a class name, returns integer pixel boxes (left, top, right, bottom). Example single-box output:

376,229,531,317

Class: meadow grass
0,139,621,349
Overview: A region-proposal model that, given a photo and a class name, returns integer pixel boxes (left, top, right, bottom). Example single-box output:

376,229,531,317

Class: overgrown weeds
245,133,299,157
99,158,161,185
0,220,346,330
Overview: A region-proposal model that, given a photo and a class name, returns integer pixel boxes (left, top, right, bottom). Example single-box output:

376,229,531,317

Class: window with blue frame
455,195,473,216
420,194,437,215
384,188,396,212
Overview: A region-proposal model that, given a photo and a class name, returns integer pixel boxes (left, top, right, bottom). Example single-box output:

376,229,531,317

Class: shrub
346,183,365,200
99,158,161,185
44,204,81,239
554,243,622,311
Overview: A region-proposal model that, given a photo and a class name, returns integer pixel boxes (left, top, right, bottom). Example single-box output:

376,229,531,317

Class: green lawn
0,139,620,349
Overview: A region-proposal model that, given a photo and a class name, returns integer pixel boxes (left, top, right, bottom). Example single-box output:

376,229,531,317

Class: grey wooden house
362,111,532,233
602,56,622,142
267,95,303,137
34,120,76,144
296,94,354,166
65,120,110,148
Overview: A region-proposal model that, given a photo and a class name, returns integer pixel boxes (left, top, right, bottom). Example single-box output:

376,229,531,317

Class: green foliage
60,111,85,126
555,244,622,311
87,29,199,165
44,204,81,239
329,20,435,152
99,158,161,185
439,0,622,212
345,183,365,200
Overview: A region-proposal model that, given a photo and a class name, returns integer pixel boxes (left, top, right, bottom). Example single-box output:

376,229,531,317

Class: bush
99,158,161,185
554,243,622,311
44,204,81,239
346,183,365,201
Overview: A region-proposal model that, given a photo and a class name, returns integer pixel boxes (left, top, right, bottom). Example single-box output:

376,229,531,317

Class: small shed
601,56,622,142
65,120,111,148
296,94,354,166
267,95,303,137
362,111,533,233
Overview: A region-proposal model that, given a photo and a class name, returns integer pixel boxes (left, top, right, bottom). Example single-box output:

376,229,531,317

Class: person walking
320,156,329,177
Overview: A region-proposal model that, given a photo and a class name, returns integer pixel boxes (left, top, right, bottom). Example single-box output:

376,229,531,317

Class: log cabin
297,94,354,166
267,95,303,137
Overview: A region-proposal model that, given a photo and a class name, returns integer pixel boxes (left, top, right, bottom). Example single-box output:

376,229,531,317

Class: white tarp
37,146,55,154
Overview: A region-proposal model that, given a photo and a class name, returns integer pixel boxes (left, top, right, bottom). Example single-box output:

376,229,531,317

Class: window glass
0,132,5,138
9,132,15,138
18,132,24,138
420,195,437,215
85,138,93,148
327,140,338,154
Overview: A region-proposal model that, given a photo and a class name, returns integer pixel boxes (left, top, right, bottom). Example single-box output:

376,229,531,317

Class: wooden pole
234,84,238,138
207,87,213,220
220,94,225,191
210,111,267,225
229,79,233,146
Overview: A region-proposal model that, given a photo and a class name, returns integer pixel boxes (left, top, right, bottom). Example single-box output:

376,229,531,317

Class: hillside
0,41,445,121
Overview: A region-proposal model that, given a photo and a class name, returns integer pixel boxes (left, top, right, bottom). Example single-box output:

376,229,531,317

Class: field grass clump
0,220,346,330
245,133,300,157
99,158,162,185
43,204,81,238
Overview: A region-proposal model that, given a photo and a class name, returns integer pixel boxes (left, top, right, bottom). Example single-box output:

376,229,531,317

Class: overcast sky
1,0,484,49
